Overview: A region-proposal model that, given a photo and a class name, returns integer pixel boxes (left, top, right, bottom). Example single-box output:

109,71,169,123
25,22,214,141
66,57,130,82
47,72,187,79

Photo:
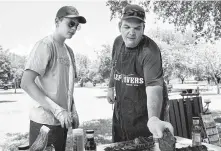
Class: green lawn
1,85,221,150
1,119,112,151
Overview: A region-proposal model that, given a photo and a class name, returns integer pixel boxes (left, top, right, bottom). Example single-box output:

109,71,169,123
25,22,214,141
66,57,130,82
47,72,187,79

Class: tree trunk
217,84,220,94
181,78,184,84
205,57,220,94
212,74,220,94
14,80,17,94
207,77,210,84
216,77,220,84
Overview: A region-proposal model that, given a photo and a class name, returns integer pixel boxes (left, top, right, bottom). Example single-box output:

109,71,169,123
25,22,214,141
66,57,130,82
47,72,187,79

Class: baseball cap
122,4,146,22
56,6,86,24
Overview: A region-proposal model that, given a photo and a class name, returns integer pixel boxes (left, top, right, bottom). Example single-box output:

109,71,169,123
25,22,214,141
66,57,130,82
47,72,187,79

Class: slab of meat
104,136,154,151
158,128,176,151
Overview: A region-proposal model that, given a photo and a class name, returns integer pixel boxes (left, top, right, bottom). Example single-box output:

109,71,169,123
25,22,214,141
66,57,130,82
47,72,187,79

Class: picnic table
97,136,221,151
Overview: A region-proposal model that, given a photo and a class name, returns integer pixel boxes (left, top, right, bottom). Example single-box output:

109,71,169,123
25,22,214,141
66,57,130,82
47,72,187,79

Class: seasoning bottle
192,117,202,146
85,130,96,151
72,128,84,151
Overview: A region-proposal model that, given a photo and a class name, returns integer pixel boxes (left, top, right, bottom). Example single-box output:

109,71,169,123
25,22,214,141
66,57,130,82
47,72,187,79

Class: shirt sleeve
25,41,51,76
143,44,164,87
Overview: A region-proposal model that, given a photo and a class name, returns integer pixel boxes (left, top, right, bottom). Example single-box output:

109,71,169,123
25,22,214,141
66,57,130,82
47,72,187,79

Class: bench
169,96,203,139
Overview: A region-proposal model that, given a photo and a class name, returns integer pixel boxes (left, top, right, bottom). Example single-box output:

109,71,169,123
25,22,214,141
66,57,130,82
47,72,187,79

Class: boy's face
119,18,144,48
57,17,79,39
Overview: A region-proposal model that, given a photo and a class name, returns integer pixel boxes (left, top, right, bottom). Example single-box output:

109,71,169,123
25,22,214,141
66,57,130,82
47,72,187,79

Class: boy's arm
21,70,72,128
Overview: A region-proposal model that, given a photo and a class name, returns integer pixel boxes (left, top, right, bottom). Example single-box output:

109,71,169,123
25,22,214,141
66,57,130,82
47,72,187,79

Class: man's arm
107,37,118,104
71,101,79,128
21,70,62,114
108,67,115,88
142,39,173,137
21,70,72,128
146,85,163,118
146,84,173,138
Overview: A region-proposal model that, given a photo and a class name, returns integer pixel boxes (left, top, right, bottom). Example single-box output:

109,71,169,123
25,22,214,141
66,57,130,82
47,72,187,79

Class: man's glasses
63,17,81,31
68,20,81,31
123,9,145,20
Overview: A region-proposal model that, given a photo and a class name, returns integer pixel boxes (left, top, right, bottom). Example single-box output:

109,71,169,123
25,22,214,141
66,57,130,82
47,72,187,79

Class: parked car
0,82,13,90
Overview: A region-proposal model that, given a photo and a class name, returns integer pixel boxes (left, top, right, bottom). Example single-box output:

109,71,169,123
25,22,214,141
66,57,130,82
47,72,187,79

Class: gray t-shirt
25,35,77,125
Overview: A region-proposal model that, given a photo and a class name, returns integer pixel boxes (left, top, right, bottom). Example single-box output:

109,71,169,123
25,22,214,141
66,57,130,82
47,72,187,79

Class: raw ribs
104,136,154,151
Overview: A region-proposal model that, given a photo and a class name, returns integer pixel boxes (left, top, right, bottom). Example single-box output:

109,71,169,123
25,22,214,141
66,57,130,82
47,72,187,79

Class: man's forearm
146,85,163,118
22,82,63,115
108,67,115,88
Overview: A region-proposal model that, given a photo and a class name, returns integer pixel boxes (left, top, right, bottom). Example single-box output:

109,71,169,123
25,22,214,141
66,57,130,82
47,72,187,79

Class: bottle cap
72,128,84,135
86,130,94,134
192,117,200,120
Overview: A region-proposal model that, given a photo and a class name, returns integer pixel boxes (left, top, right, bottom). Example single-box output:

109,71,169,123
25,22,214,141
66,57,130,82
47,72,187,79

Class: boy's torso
28,35,75,125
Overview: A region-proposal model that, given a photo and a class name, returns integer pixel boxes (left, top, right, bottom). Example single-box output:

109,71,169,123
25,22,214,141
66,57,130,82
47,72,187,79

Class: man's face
119,18,144,48
57,17,80,39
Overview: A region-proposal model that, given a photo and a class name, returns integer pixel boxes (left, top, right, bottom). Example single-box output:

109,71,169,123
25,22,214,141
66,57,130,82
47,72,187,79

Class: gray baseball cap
56,6,86,24
122,4,146,22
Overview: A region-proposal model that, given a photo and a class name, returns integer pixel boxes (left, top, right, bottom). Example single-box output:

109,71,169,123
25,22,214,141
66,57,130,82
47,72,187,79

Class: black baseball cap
56,6,86,24
122,4,146,23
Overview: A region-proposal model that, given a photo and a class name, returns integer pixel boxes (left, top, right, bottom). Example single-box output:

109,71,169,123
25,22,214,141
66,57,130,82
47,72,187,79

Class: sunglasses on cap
123,9,145,20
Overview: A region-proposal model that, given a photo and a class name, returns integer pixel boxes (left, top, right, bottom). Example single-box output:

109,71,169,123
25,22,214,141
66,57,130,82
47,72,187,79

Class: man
21,6,86,151
107,4,173,142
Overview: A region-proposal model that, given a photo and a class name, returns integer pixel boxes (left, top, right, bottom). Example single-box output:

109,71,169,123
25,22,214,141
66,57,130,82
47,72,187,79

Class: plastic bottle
72,128,84,151
192,117,202,146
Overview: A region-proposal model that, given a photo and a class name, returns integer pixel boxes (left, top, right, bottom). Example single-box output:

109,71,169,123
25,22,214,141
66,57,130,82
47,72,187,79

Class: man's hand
147,116,174,138
71,111,79,129
107,87,115,104
55,109,72,129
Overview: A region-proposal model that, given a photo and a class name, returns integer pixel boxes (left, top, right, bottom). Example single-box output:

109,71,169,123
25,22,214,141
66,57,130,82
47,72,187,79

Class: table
97,136,221,151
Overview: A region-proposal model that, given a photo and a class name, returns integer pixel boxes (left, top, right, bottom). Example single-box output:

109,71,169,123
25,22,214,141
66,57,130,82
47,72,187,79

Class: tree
194,41,221,94
96,44,112,80
154,39,174,84
152,28,196,84
106,0,221,41
88,60,103,83
8,53,27,88
0,48,11,83
75,53,91,82
106,0,131,21
170,44,196,84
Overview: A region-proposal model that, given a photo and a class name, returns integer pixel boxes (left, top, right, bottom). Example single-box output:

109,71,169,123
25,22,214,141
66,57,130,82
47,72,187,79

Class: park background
1,0,221,150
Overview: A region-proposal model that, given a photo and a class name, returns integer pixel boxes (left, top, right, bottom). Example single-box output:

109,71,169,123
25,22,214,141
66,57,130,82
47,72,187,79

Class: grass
2,114,221,150
1,86,221,150
1,133,28,151
0,119,112,151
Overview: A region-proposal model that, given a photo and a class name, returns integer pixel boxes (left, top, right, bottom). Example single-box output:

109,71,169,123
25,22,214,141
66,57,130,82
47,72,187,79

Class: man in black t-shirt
107,4,173,142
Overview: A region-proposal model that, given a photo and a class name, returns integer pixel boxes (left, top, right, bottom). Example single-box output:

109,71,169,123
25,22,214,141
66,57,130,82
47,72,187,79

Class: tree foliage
151,28,196,84
106,0,221,41
96,44,112,79
75,53,91,81
0,48,11,82
194,41,221,93
74,45,112,83
0,46,27,86
8,53,26,84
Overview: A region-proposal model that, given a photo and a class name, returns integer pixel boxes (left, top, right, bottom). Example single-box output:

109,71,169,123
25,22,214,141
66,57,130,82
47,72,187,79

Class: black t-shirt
110,35,164,87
